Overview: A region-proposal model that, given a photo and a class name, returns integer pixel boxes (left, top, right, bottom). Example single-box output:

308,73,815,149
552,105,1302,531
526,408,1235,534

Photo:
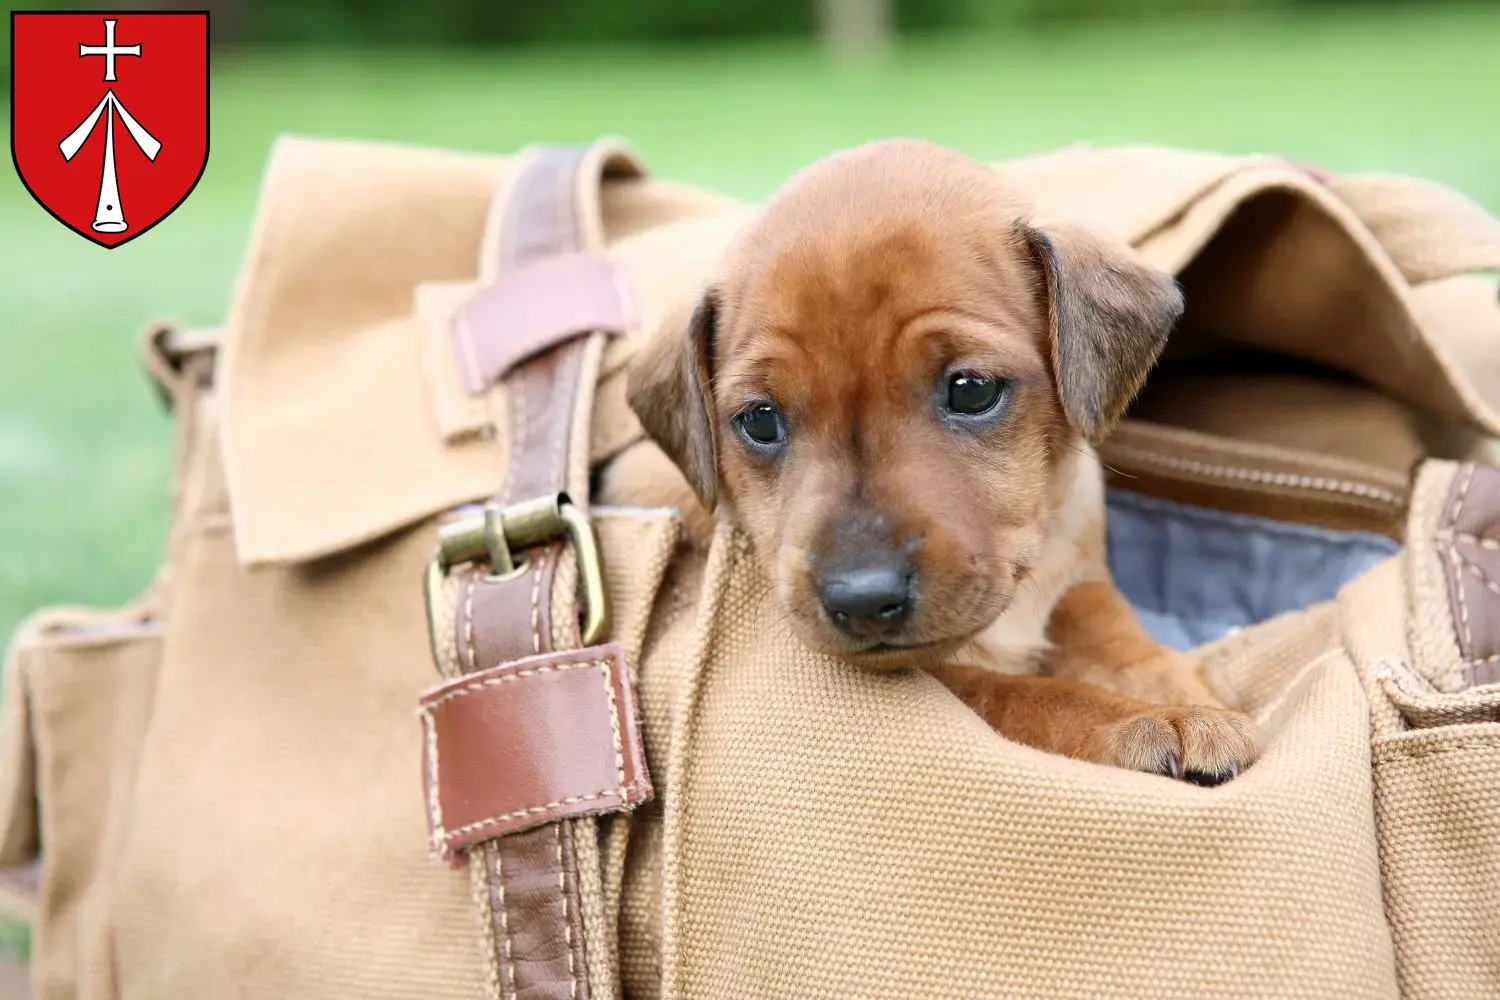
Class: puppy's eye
734,402,787,449
946,372,1005,415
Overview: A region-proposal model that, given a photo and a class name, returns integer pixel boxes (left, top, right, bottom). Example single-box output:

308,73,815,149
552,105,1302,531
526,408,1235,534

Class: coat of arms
11,11,209,248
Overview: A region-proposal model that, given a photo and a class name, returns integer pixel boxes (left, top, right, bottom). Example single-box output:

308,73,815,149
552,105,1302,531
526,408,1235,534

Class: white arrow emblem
59,91,162,234
60,18,161,235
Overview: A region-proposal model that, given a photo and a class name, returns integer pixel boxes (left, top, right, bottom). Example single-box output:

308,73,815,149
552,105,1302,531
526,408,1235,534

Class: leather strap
1438,462,1500,687
420,142,650,1000
452,251,636,395
421,644,649,855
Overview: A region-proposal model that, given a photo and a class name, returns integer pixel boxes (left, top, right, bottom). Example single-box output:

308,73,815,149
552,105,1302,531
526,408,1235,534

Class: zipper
1102,442,1407,509
1099,421,1411,533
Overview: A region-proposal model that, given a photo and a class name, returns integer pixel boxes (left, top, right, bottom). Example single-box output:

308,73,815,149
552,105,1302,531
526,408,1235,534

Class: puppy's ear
1021,221,1184,442
625,289,720,510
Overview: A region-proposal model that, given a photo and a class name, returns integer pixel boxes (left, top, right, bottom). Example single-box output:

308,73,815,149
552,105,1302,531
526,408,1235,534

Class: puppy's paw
1102,705,1260,786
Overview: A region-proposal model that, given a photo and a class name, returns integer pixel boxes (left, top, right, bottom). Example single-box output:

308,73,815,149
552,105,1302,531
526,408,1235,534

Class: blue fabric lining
1105,490,1400,651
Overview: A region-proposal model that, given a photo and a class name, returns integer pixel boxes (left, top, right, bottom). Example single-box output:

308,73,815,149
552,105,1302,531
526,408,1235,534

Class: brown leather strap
1439,463,1500,687
452,251,636,395
420,141,649,1000
420,644,649,855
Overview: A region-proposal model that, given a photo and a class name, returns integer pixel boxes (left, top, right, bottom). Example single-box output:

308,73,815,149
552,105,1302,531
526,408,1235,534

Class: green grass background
4,5,1498,644
0,1,1498,953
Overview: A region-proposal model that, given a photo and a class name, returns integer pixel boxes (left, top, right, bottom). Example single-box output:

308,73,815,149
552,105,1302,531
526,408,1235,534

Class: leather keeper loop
419,642,652,863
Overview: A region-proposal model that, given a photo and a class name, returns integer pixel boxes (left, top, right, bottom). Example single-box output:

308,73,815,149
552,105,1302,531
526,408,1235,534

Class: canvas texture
2,136,1500,999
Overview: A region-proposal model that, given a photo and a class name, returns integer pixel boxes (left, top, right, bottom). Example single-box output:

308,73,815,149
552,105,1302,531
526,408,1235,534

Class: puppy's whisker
1099,458,1137,480
1016,573,1045,603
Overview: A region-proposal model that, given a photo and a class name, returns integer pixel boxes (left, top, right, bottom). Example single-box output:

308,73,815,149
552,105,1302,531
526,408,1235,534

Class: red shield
11,11,209,249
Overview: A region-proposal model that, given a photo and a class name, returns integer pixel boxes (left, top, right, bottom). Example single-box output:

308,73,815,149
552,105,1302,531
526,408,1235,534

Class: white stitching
1463,559,1500,598
424,658,604,709
463,576,478,672
556,824,580,1000
1436,467,1500,672
444,787,635,844
1107,445,1405,506
421,709,445,855
529,552,547,655
424,653,637,848
493,845,517,1000
1446,464,1478,653
601,652,628,791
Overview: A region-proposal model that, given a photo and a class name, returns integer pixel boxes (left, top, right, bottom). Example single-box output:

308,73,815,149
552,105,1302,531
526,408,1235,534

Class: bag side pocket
1345,459,1500,998
4,608,162,1000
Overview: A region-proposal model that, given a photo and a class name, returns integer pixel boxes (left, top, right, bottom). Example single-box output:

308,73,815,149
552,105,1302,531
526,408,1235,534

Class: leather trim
484,825,593,1000
457,549,561,670
452,251,636,395
419,643,652,859
502,335,587,506
425,140,653,1000
1438,463,1500,687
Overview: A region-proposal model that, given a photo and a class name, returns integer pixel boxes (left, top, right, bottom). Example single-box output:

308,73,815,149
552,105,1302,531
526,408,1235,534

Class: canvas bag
2,135,1500,999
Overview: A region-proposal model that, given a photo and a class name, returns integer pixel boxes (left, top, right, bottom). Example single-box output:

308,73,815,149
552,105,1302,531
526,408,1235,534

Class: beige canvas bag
2,135,1500,1000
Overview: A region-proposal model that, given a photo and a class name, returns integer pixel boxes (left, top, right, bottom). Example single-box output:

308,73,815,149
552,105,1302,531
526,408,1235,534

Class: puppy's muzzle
816,548,913,641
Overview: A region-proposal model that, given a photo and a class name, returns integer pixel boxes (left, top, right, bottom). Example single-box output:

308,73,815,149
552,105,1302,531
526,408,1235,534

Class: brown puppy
606,139,1259,784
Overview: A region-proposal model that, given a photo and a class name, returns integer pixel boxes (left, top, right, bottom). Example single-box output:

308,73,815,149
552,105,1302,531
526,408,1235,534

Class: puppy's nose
818,563,912,637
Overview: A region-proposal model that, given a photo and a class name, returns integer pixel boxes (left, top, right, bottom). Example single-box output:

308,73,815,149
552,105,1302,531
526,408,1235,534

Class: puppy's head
628,139,1181,669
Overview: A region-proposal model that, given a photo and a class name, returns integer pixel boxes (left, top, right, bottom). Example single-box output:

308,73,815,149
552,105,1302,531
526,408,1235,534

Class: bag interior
1105,489,1399,651
1099,191,1490,651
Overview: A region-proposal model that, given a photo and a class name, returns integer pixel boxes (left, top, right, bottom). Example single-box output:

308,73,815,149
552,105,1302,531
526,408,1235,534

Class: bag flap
219,136,744,566
220,138,1500,566
1001,145,1500,438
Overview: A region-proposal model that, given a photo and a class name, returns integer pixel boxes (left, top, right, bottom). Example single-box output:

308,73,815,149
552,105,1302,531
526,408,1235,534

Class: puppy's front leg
1044,580,1223,708
928,663,1258,784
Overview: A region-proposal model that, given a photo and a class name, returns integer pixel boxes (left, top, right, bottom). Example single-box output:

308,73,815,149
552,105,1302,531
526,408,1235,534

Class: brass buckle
424,492,609,672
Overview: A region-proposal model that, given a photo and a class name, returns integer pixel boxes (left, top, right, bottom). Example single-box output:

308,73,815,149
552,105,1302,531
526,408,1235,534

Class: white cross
79,19,140,83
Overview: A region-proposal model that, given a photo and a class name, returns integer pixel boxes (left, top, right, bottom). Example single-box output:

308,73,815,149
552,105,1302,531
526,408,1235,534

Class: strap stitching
421,710,445,856
424,658,602,709
1456,532,1500,551
1443,464,1479,659
492,843,518,1000
463,576,478,673
1460,557,1500,599
601,651,628,792
442,787,636,845
462,146,604,999
529,552,548,655
421,651,639,847
556,824,580,1000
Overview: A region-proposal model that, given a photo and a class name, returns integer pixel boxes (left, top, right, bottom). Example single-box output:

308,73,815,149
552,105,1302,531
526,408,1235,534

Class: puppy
602,139,1259,784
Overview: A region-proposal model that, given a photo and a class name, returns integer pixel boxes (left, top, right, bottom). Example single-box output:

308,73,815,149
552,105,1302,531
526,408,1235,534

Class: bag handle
416,140,653,1000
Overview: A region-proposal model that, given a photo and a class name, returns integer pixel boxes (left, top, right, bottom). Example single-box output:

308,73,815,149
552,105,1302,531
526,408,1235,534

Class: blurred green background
1,0,1498,959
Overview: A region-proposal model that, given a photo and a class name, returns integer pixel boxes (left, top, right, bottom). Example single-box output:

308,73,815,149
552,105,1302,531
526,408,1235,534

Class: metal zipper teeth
1104,445,1407,508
